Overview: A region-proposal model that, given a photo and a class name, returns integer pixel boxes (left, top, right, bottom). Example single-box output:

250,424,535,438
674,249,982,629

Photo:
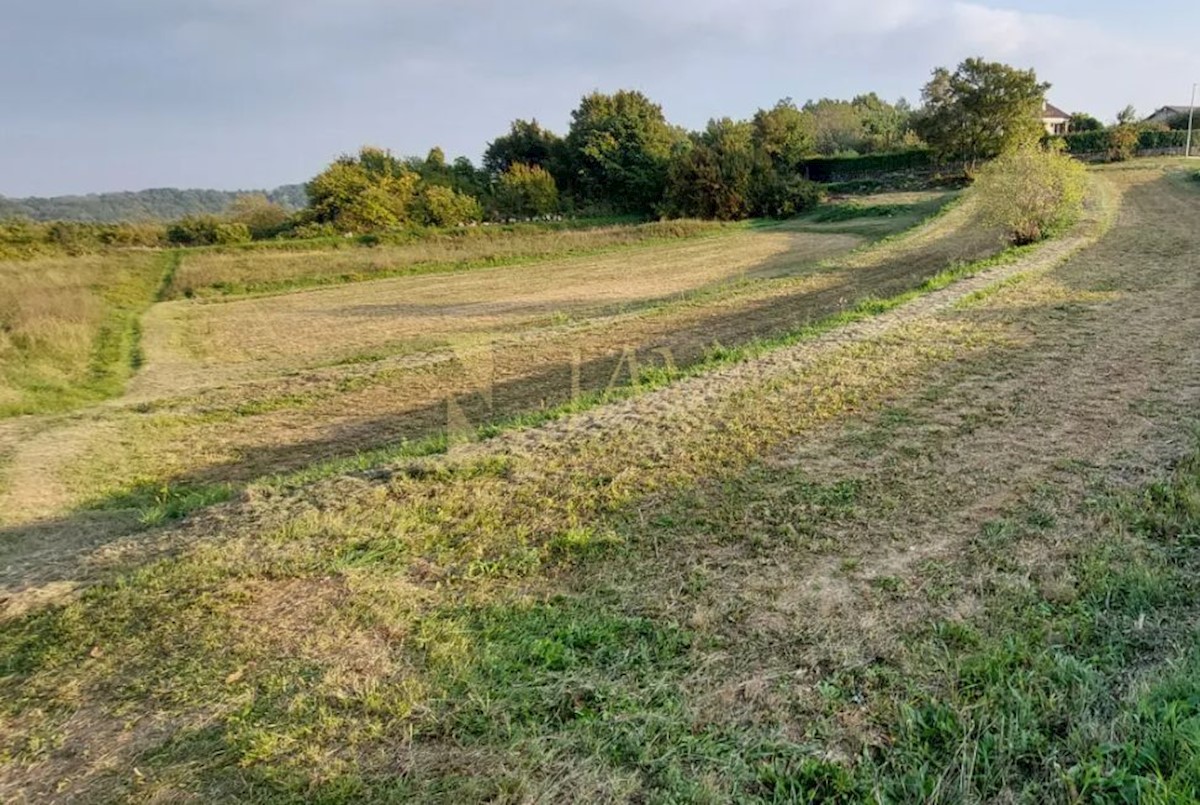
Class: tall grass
0,252,168,416
166,219,732,299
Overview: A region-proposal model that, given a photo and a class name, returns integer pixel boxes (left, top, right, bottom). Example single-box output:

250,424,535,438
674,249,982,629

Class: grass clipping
973,143,1088,245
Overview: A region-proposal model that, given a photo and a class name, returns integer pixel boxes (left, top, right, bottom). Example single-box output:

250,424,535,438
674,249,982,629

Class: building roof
1147,106,1197,119
1041,101,1070,120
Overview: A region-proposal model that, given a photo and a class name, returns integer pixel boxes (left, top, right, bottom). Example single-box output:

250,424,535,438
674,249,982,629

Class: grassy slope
68,194,974,523
0,193,959,527
164,195,951,302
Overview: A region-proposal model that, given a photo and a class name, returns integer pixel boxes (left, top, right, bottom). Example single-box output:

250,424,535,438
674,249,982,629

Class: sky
2,0,1198,197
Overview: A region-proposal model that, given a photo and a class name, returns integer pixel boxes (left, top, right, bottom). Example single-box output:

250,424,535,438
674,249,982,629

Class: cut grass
38,191,973,523
0,167,1196,800
79,237,1039,526
165,219,737,300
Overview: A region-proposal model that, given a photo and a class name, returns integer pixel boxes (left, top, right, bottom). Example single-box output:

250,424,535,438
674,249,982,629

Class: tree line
0,186,306,224
5,57,1162,251
298,57,1133,234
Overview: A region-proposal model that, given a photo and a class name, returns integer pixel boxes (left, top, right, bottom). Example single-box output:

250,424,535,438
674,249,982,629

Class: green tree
804,98,867,155
1069,113,1104,132
1105,126,1140,162
665,118,756,220
415,185,483,227
915,58,1049,165
494,163,559,218
483,119,563,177
306,147,419,231
973,143,1087,244
751,99,815,169
1116,105,1138,125
665,118,821,221
855,94,914,152
564,90,680,214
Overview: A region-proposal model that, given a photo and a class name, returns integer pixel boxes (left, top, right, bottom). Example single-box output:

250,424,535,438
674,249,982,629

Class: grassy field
0,252,169,417
1,165,1198,801
0,191,962,528
165,220,731,300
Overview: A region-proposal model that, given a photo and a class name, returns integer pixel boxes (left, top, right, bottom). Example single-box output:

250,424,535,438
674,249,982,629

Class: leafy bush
663,118,822,221
494,163,559,218
750,170,823,218
415,185,483,227
0,219,166,259
1106,126,1140,162
166,216,252,246
226,194,291,239
973,144,1088,245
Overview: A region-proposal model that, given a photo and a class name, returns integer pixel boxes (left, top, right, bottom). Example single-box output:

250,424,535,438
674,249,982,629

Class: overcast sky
3,0,1197,197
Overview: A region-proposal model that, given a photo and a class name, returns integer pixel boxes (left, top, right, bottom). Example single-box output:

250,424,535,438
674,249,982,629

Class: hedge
1056,129,1190,155
799,149,933,183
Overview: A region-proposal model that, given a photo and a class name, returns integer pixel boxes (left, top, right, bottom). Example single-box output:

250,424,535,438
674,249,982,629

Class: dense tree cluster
299,87,920,229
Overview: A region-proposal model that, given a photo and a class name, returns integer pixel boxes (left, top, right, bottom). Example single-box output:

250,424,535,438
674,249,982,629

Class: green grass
808,202,916,223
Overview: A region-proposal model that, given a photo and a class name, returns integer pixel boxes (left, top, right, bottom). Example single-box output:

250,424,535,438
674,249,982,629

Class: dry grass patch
0,252,167,416
165,220,733,300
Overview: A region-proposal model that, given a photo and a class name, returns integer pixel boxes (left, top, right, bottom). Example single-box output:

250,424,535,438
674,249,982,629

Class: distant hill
0,185,308,222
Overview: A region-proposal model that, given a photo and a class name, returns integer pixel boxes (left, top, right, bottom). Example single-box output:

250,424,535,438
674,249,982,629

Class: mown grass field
0,190,958,530
1,164,1198,802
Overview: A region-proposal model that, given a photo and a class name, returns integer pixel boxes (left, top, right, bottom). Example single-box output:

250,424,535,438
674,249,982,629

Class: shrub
1106,126,1141,162
494,163,559,218
750,170,823,218
973,144,1088,245
227,194,291,239
0,220,167,258
167,216,251,246
415,185,483,227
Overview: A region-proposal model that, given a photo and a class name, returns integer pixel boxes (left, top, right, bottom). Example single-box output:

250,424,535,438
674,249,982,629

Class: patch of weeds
810,202,915,223
857,444,1200,802
86,480,235,524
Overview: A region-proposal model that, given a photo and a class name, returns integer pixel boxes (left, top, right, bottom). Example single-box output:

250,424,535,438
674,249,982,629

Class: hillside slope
0,185,307,222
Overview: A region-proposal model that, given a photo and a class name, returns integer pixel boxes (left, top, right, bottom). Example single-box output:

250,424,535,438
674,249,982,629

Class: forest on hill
0,185,307,222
